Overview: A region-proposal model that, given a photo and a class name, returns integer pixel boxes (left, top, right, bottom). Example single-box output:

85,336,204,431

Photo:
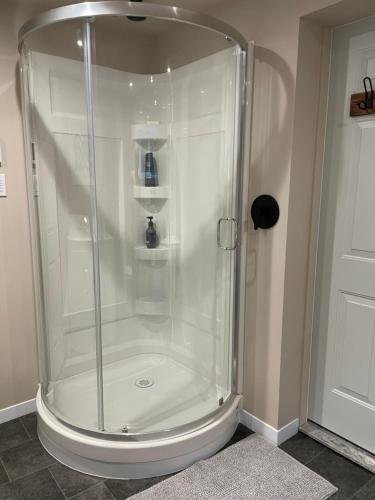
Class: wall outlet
0,173,7,197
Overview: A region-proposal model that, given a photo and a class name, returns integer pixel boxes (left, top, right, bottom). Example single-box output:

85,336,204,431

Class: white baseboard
0,398,36,425
240,409,299,446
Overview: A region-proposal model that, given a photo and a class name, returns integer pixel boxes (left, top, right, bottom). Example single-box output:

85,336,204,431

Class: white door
309,20,375,454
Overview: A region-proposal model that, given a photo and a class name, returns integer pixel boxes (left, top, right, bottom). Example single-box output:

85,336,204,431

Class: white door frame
299,25,333,426
301,16,375,434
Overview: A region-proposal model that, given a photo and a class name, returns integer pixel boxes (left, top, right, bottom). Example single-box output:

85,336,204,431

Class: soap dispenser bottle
144,152,158,187
146,216,158,248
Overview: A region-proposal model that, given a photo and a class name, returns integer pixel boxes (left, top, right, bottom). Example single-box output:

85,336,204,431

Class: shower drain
135,377,154,388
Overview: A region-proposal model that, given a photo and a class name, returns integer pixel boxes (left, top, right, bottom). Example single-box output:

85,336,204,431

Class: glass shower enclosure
19,1,249,478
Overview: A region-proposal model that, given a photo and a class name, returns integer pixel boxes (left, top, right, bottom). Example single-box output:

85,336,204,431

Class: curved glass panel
20,10,243,437
20,20,101,431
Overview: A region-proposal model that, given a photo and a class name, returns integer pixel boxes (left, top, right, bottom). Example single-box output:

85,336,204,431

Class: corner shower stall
19,1,250,479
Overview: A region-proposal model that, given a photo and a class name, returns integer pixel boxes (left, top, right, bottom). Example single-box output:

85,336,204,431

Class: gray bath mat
131,435,337,499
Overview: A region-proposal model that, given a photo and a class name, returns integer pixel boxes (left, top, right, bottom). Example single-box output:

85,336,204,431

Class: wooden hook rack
350,91,375,117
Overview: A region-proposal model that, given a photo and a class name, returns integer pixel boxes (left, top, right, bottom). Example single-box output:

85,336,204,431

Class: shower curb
36,389,242,479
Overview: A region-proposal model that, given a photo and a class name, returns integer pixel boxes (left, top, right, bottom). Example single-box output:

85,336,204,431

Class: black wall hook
251,195,279,230
358,77,374,110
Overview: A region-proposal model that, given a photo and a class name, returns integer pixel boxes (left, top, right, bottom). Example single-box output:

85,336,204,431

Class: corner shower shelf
133,185,169,199
135,245,169,261
135,297,170,316
131,123,168,151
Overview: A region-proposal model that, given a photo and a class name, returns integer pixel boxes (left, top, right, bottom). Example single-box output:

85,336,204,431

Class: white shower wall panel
31,47,238,392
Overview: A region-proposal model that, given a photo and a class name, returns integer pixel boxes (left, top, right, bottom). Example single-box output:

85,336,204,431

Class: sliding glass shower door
21,12,243,437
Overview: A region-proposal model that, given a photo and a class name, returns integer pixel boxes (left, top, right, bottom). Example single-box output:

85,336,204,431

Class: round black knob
251,195,279,230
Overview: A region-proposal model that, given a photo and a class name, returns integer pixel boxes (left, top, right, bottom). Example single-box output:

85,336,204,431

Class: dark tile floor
0,414,373,499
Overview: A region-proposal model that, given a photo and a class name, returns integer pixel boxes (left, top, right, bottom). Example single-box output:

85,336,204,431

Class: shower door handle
217,217,238,250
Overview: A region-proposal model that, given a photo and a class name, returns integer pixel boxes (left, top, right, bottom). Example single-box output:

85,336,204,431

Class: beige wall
207,0,340,428
0,2,39,409
1,0,372,432
209,0,375,429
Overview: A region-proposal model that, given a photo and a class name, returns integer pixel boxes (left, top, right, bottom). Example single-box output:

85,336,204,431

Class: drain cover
135,377,154,388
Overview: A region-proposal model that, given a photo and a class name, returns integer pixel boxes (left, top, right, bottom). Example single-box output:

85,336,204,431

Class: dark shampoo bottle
146,216,158,248
144,152,158,187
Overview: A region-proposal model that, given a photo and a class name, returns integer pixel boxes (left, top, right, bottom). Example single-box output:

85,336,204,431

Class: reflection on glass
21,14,241,436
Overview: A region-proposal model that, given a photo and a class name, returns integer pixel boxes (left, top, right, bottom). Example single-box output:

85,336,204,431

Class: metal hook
358,77,374,110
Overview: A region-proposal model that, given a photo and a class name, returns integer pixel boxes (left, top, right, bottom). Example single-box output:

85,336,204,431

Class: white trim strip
240,409,299,446
0,398,36,425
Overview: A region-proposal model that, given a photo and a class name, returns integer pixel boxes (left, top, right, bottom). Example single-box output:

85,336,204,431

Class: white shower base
47,353,226,434
37,388,241,479
37,352,242,478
